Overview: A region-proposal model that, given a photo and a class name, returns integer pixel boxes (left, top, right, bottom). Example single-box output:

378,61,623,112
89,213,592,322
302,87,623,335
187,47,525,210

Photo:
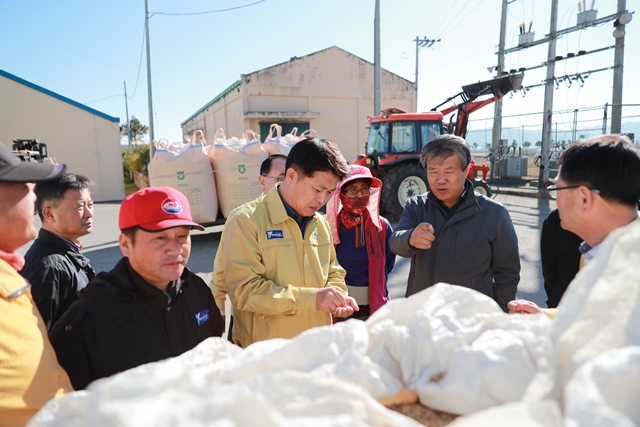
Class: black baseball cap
0,142,66,183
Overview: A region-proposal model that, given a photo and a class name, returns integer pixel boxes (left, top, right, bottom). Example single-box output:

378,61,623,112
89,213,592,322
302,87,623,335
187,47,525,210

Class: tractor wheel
472,179,492,198
381,163,428,218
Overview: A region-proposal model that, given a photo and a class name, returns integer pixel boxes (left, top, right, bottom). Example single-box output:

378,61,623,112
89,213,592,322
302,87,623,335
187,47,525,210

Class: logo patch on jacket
195,309,209,326
266,230,284,239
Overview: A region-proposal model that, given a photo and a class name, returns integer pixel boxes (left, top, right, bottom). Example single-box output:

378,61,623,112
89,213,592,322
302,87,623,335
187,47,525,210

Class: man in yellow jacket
509,134,640,316
0,142,73,426
213,137,358,347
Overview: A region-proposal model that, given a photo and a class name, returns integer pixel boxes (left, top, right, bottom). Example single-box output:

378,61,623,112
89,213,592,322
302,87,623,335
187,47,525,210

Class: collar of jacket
265,185,319,226
37,228,94,274
124,258,185,310
38,228,81,254
79,257,188,310
427,179,480,214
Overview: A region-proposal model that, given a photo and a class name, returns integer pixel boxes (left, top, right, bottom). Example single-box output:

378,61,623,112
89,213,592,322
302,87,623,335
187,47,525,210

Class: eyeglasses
344,187,370,197
546,184,600,199
262,174,284,183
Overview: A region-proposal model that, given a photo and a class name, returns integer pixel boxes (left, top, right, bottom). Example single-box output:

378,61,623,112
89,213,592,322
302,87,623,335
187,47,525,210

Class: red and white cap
118,186,204,231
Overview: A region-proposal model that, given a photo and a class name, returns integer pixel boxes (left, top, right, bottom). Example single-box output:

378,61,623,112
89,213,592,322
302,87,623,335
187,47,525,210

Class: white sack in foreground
525,218,640,401
29,284,552,426
29,220,640,426
438,219,640,426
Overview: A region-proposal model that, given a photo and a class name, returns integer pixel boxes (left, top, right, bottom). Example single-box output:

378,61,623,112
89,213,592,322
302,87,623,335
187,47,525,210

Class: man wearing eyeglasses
509,134,640,315
389,134,520,312
258,154,287,194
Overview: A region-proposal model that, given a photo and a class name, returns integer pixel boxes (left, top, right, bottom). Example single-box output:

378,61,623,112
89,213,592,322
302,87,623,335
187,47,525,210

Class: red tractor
354,73,524,218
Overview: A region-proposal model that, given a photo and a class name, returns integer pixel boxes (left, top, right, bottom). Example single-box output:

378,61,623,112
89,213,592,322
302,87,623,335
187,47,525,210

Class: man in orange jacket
0,142,73,426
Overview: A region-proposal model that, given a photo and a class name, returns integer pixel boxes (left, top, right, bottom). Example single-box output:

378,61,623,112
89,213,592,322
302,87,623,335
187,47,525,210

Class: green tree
120,116,149,145
535,141,541,147
472,142,478,152
122,144,150,176
523,141,531,155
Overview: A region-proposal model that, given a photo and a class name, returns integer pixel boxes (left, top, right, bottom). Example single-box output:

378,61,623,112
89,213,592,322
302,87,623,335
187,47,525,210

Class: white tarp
29,220,640,426
441,219,640,427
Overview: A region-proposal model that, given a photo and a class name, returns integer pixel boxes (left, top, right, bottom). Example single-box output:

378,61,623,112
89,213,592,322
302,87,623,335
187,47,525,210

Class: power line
431,0,460,39
84,94,123,105
150,0,266,17
128,23,147,100
414,37,440,105
437,0,484,40
82,22,147,107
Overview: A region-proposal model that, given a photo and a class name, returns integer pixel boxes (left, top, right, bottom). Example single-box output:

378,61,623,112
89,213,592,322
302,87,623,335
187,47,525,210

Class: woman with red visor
327,165,395,321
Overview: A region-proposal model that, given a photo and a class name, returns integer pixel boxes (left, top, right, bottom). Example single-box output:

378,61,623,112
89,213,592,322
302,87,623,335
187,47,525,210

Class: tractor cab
355,110,445,217
365,109,444,157
355,73,524,218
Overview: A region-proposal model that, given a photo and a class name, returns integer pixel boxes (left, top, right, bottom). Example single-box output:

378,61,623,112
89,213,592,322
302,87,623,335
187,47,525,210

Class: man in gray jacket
389,134,520,311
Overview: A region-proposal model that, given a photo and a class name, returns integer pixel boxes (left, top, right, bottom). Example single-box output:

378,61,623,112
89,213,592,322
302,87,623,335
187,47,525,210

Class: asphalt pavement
18,184,554,309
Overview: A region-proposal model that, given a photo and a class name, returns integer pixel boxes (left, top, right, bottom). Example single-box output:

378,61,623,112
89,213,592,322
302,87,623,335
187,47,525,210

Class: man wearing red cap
49,187,224,390
0,142,72,426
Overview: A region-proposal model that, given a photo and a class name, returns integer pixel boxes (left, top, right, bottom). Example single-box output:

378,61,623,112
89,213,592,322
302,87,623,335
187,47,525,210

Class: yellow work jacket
213,188,347,348
0,259,72,426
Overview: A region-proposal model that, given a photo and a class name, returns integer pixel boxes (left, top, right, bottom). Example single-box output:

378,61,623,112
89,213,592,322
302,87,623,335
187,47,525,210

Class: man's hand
409,222,435,249
316,288,359,317
508,299,543,314
331,296,359,318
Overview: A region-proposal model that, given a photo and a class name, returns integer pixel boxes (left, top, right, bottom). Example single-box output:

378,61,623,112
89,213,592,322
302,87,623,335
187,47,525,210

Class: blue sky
1,0,638,145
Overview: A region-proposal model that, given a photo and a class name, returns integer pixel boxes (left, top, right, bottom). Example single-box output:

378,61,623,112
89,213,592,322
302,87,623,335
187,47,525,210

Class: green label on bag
238,164,246,174
177,171,185,180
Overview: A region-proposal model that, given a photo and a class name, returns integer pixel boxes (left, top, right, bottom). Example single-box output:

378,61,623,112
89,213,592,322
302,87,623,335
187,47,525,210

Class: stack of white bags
29,220,640,426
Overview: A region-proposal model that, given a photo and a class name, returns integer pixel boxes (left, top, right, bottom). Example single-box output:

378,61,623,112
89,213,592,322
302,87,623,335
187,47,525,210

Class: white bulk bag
148,130,218,223
262,123,283,155
209,130,268,218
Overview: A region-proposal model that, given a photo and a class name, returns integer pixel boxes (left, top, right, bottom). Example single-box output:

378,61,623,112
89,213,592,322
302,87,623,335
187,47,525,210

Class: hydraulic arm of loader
432,73,524,138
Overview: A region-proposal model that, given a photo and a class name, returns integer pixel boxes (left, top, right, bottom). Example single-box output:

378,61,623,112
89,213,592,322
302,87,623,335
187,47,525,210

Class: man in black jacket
21,173,95,330
50,187,224,390
540,208,582,308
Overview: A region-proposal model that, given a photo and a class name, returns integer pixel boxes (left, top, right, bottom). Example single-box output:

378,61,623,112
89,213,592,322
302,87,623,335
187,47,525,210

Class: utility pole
145,0,155,156
413,36,440,108
539,0,559,189
124,81,131,148
373,0,381,116
611,0,629,133
490,0,508,182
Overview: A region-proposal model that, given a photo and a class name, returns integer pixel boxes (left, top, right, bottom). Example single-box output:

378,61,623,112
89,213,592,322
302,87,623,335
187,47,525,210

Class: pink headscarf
327,165,382,245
